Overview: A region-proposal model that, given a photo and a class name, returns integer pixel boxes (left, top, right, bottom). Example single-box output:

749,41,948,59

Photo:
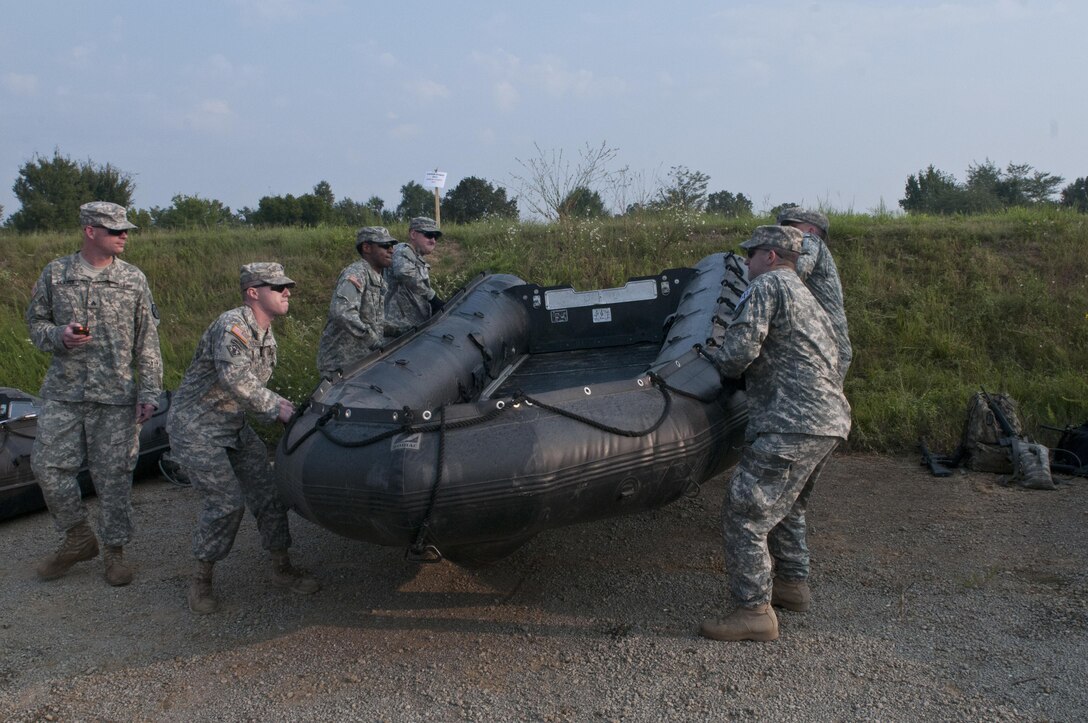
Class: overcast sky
1,0,1083,221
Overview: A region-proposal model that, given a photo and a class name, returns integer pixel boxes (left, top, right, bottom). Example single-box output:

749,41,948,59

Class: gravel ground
0,454,1085,721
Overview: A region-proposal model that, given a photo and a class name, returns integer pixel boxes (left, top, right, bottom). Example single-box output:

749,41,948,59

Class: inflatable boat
276,252,750,563
0,388,172,521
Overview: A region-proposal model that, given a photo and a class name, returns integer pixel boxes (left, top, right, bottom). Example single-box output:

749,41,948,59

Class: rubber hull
276,253,749,562
0,388,172,521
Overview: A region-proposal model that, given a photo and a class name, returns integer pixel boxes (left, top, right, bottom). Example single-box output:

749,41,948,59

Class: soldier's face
86,225,128,255
253,284,291,317
745,247,774,279
409,229,438,256
363,242,395,269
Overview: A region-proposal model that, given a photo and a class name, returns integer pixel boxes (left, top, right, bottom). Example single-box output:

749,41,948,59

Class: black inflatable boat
276,252,750,563
0,388,172,521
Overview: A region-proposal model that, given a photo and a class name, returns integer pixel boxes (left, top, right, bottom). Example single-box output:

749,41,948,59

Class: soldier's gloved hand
429,294,445,313
277,399,297,424
136,403,156,424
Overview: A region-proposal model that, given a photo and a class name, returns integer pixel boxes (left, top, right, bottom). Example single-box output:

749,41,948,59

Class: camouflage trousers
171,424,291,562
722,433,839,608
31,399,140,546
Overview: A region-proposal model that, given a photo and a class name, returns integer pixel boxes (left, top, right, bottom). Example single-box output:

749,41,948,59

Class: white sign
422,171,447,189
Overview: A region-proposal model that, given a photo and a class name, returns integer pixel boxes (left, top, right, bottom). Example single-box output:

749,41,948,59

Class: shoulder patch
228,324,250,346
347,275,363,291
228,341,244,357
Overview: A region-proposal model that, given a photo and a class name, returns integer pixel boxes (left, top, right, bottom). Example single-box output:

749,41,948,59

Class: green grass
2,208,1085,454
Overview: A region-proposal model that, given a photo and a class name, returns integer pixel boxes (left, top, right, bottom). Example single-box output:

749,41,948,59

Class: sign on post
423,171,447,225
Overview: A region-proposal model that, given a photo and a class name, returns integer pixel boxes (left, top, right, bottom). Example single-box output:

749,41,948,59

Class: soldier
776,207,853,383
700,226,851,642
168,262,318,614
385,216,444,336
316,227,396,379
26,201,163,586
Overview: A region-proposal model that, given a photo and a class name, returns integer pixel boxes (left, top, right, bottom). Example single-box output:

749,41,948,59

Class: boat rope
407,405,447,562
517,380,673,438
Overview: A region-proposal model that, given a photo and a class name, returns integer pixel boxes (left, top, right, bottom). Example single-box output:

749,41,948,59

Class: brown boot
270,550,320,595
772,577,812,612
103,546,134,586
700,603,779,642
36,521,99,581
187,561,218,614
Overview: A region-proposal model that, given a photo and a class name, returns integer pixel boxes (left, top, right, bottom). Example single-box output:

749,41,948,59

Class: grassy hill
2,208,1085,453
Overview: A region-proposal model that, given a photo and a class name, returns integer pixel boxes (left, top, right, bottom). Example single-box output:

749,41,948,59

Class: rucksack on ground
963,391,1021,473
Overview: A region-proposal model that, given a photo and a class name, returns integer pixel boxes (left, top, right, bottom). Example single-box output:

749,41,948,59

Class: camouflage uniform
796,233,853,384
27,237,163,545
167,303,291,561
778,207,852,384
384,242,435,335
316,260,386,378
711,226,851,609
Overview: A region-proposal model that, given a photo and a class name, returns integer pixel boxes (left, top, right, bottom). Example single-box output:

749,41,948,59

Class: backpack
1052,422,1088,475
962,391,1022,473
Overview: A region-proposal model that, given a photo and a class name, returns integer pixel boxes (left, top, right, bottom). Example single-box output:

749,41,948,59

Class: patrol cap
240,262,295,290
79,201,137,230
408,216,442,236
355,226,397,252
775,206,829,235
739,225,805,255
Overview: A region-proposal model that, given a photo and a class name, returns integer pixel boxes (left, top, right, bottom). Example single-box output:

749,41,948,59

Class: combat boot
772,577,812,612
36,521,99,580
700,603,779,642
269,550,320,595
103,545,134,586
187,561,218,614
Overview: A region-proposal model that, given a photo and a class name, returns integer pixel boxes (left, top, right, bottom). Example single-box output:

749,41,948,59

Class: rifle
919,437,952,477
979,387,1017,441
980,387,1056,489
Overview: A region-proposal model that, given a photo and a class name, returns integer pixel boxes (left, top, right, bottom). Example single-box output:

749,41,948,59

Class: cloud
494,81,518,111
389,123,422,140
379,52,396,68
182,99,237,133
411,79,451,102
2,72,38,95
470,49,626,109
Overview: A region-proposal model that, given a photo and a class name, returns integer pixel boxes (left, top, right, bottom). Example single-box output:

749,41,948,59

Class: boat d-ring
583,387,592,395
495,400,506,410
422,410,432,421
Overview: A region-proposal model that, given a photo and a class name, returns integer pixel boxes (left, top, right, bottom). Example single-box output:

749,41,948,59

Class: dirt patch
0,454,1085,720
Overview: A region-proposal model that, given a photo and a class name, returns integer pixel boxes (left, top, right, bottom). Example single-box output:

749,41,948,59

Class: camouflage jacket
316,259,386,376
167,305,282,447
796,234,852,383
712,268,851,441
26,253,163,406
384,243,434,335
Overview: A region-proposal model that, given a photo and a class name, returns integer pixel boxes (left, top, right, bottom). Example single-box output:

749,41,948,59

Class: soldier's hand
136,403,156,424
277,399,297,424
62,321,92,349
429,294,445,313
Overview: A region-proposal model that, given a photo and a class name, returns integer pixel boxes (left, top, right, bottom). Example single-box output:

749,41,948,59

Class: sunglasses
370,241,395,249
745,246,769,259
258,283,292,293
422,232,441,240
100,227,129,236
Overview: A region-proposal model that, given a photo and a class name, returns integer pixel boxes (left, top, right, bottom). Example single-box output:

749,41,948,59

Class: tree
899,165,963,214
706,190,753,218
1060,176,1088,213
443,177,518,223
150,194,235,228
333,197,380,227
244,181,335,226
395,181,434,220
7,150,135,231
654,166,710,211
511,141,620,220
559,186,607,218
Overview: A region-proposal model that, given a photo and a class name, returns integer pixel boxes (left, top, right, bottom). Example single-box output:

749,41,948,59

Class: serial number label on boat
592,308,612,323
550,310,569,324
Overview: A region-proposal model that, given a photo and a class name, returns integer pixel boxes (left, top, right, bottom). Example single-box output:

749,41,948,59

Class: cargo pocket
729,445,794,517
